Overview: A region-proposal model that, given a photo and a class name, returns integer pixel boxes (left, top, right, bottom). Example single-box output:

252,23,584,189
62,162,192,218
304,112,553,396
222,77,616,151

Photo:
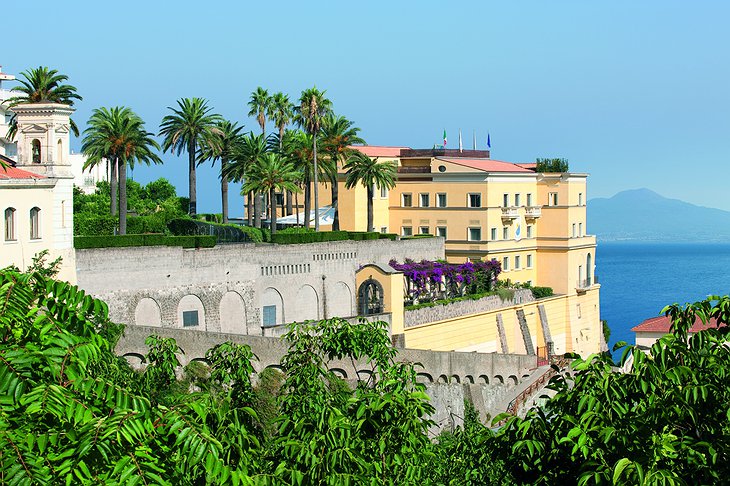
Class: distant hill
589,188,730,242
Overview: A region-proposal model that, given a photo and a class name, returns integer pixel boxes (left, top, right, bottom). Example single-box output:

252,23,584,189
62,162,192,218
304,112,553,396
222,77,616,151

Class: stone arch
56,138,64,163
451,374,461,384
522,373,531,380
220,291,246,334
357,369,373,381
31,139,41,164
464,375,475,384
478,375,490,385
261,287,284,328
123,353,145,369
264,364,285,374
438,374,448,384
417,372,433,384
135,297,162,327
329,281,353,318
508,375,519,385
177,294,206,330
329,368,348,379
358,277,384,315
494,374,504,384
295,284,319,321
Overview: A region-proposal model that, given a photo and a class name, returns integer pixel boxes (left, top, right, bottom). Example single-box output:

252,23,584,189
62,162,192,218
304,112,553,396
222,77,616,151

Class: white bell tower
12,102,74,178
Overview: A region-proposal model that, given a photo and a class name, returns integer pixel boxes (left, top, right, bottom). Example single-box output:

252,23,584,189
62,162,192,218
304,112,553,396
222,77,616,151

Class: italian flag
443,129,447,147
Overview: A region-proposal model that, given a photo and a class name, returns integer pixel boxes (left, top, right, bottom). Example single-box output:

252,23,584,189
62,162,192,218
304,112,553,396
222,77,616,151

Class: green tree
159,97,222,216
224,132,269,227
241,153,299,235
320,114,365,230
200,120,244,223
269,92,295,215
295,87,332,231
344,151,398,232
281,129,316,228
535,157,569,173
5,66,83,139
81,107,161,234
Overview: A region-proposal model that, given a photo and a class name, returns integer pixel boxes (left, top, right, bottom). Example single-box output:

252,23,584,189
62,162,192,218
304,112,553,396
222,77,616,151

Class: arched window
31,139,41,164
358,277,384,316
56,139,64,163
4,208,16,241
30,207,41,239
586,253,592,286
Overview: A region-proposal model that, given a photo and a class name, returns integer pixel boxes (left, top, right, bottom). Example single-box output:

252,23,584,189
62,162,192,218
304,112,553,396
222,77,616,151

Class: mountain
589,188,730,242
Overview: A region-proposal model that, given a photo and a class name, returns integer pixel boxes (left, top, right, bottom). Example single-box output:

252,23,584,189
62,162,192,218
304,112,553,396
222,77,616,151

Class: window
527,193,533,206
4,208,15,241
502,227,509,240
358,279,384,315
437,193,447,207
572,223,576,237
527,254,533,268
468,227,482,241
31,139,41,164
579,222,583,236
503,256,510,271
275,193,284,206
515,255,521,269
436,226,447,238
419,193,430,207
526,225,533,238
503,194,509,207
262,305,277,327
182,310,199,327
490,227,497,240
419,226,430,235
549,192,558,206
30,207,40,240
514,194,521,207
380,186,389,199
401,226,413,236
468,193,482,208
401,193,412,207
380,226,388,234
578,192,584,206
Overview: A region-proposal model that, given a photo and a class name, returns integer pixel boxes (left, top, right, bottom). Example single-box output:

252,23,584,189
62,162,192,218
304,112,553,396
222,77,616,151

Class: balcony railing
501,207,519,219
576,274,598,290
525,205,542,219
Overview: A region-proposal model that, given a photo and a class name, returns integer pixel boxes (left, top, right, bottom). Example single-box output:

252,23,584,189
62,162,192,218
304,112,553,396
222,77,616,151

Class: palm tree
224,132,269,227
281,129,318,228
81,107,162,234
200,120,244,223
320,114,365,230
295,87,332,231
269,92,295,215
159,98,222,216
247,87,273,220
5,66,83,139
344,152,397,232
241,153,299,235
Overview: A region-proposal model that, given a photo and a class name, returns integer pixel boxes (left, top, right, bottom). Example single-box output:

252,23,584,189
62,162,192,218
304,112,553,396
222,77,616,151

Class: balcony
397,166,431,174
576,274,598,292
525,205,542,219
500,207,519,220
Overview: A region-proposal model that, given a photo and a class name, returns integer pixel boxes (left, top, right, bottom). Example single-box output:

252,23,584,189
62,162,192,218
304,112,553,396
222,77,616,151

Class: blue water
597,242,730,350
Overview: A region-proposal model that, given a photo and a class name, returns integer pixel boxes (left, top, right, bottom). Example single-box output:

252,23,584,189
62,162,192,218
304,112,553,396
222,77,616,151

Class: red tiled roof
350,145,410,157
516,163,537,169
0,165,45,180
437,158,534,173
632,315,725,334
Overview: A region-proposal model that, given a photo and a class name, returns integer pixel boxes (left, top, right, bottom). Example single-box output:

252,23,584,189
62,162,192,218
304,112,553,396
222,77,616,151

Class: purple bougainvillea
389,258,501,304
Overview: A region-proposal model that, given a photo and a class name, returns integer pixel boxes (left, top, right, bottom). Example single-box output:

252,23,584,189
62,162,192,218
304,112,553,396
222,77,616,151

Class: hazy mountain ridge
589,188,730,242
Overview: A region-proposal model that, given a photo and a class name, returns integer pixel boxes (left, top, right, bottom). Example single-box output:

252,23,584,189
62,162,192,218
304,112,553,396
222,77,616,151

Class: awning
267,205,334,226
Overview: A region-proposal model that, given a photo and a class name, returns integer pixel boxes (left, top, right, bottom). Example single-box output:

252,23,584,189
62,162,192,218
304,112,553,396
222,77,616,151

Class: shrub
74,213,117,236
167,218,199,236
535,157,569,173
74,235,217,249
238,226,264,243
379,233,398,240
531,286,554,299
127,215,168,235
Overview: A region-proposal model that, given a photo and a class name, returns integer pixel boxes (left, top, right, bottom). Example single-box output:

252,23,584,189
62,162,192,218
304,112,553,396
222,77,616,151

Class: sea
597,242,730,352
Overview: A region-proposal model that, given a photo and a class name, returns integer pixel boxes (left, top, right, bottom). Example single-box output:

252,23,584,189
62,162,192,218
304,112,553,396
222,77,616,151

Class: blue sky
5,0,730,214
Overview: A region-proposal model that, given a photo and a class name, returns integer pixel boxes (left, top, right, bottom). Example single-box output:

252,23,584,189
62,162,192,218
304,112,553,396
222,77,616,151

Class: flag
443,129,447,147
515,219,522,242
487,133,491,149
458,129,463,151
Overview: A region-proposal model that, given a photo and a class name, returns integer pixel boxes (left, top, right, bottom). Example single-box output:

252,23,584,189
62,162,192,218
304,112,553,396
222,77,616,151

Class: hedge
74,234,216,249
127,215,168,235
74,213,117,236
531,286,554,299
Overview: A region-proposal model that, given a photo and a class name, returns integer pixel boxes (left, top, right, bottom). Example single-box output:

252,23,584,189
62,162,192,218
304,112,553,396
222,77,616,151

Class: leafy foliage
535,157,569,173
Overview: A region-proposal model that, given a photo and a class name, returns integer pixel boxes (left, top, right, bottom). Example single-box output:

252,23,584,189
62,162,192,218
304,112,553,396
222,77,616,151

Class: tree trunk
221,157,229,224
304,175,311,230
270,187,277,235
119,160,127,235
110,157,118,216
367,185,374,233
286,190,293,216
331,170,339,231
313,134,320,232
294,190,300,226
188,137,197,216
281,129,293,216
247,191,253,226
254,193,262,228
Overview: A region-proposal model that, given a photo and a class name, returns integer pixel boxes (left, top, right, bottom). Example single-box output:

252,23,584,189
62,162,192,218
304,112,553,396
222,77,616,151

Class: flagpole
459,129,463,152
473,130,476,150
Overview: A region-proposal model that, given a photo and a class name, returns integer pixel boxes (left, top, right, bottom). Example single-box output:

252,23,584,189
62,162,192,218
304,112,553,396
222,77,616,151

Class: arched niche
56,138,64,163
295,284,319,322
357,277,384,316
586,253,593,286
177,294,206,330
329,281,353,318
220,291,246,334
31,139,41,164
261,287,284,328
135,297,162,327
